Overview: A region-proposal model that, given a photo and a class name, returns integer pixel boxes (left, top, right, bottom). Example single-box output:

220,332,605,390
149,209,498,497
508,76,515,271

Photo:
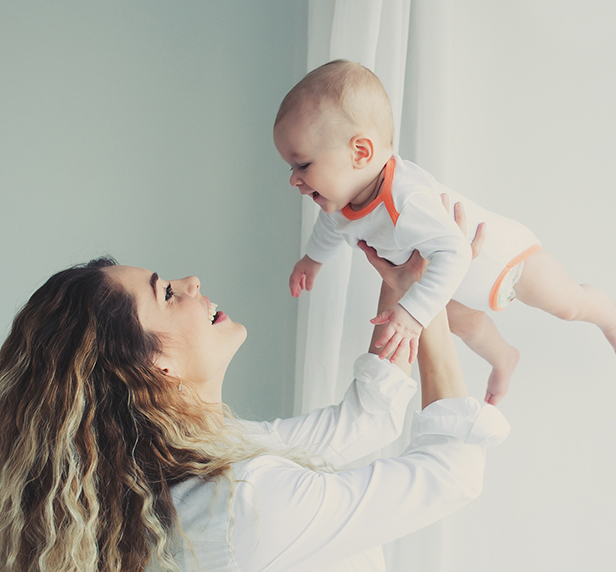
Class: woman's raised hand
357,241,428,298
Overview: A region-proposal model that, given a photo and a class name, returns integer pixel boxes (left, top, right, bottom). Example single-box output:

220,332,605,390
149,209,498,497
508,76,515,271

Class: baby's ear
351,136,374,168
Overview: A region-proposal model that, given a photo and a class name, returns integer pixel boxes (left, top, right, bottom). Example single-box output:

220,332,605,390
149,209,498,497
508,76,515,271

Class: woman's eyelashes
165,283,174,302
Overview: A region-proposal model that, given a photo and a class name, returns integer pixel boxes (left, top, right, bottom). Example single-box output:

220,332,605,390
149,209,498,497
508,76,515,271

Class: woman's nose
181,276,200,297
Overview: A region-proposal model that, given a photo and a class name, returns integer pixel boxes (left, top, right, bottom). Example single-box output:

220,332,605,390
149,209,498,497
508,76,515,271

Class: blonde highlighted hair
275,59,394,149
0,258,320,572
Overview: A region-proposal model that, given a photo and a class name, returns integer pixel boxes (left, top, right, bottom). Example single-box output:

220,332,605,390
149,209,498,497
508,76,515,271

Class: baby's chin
315,197,337,214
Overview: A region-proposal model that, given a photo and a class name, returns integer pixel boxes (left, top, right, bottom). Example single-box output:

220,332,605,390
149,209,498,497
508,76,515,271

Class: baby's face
274,104,363,214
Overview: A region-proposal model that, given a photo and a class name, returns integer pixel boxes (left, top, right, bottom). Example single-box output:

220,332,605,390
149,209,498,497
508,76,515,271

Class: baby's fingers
374,320,396,348
289,276,299,297
370,309,393,326
408,337,419,364
378,331,403,360
289,272,305,298
389,340,409,364
304,273,315,291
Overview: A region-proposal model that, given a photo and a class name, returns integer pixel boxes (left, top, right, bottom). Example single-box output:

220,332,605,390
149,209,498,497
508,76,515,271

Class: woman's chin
237,323,248,345
227,320,247,351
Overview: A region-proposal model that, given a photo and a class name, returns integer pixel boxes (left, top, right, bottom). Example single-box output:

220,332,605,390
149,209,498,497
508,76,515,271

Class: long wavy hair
0,258,282,572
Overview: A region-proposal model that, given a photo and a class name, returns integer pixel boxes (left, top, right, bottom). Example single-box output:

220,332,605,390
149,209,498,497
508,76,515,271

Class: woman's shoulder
171,454,304,505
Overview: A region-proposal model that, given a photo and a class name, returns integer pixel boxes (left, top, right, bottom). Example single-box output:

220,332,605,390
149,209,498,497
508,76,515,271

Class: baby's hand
289,255,323,297
370,304,423,364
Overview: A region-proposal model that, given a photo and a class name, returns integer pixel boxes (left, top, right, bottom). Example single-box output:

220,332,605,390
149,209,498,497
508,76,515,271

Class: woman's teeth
208,303,218,324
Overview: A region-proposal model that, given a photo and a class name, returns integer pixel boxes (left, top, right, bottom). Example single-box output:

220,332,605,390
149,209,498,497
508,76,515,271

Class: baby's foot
601,321,616,353
598,301,616,352
485,347,520,406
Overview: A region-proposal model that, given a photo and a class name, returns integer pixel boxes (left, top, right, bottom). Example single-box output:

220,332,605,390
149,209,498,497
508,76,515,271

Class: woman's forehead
103,265,153,294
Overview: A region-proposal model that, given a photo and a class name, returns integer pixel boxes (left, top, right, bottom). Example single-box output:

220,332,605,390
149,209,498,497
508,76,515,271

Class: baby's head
275,59,394,151
274,60,394,213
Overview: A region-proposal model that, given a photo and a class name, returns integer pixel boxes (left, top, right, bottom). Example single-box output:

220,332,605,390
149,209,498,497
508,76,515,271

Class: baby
273,59,616,405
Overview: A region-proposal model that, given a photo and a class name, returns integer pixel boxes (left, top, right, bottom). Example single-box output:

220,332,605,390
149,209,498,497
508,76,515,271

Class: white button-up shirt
169,354,509,571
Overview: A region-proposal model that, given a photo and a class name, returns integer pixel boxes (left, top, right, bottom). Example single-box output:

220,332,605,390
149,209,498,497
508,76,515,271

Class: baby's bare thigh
514,250,584,309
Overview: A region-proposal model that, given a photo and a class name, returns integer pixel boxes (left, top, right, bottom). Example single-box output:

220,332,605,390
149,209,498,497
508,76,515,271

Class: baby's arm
290,211,345,297
289,255,322,297
361,195,486,365
394,192,473,328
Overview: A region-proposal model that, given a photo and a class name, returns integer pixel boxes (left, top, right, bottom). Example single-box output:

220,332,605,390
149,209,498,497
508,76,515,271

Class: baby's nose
289,170,303,187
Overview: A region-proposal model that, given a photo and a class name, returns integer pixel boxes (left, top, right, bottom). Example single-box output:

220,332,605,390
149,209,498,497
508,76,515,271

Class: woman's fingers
470,222,487,259
358,240,393,274
453,201,468,236
440,192,450,214
449,198,487,259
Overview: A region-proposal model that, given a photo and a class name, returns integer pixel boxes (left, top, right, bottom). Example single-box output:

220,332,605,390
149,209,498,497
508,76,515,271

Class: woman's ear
153,352,175,377
350,135,374,168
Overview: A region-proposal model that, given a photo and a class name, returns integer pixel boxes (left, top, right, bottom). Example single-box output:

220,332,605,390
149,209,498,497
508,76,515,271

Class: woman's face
103,265,246,402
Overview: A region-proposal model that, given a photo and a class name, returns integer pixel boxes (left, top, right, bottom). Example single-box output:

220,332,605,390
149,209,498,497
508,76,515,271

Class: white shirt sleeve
394,190,473,327
305,210,347,263
232,397,510,572
247,354,417,466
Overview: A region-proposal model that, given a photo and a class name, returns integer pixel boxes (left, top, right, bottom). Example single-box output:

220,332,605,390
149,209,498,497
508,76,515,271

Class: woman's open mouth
208,302,219,324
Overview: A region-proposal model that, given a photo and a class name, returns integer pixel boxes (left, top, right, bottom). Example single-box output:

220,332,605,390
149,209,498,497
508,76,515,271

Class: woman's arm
416,309,467,408
232,381,508,572
247,354,416,466
364,267,466,408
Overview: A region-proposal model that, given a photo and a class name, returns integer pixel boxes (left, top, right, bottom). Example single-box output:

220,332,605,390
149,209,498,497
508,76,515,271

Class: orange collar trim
341,156,399,225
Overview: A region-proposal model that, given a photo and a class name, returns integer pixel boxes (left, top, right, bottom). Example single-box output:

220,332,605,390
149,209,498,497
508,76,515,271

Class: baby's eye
165,283,174,302
298,163,310,171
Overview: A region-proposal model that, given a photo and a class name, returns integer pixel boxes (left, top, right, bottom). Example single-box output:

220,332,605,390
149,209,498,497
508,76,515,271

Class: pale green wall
0,0,307,420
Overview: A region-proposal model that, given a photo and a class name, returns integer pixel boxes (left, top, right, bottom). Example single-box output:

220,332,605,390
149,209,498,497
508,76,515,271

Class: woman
0,208,508,572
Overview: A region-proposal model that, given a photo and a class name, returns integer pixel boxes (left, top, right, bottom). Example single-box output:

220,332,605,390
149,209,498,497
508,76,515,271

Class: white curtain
294,0,412,415
294,1,455,570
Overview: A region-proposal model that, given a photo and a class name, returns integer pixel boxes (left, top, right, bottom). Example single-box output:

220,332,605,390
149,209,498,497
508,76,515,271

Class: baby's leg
447,300,520,405
513,250,616,350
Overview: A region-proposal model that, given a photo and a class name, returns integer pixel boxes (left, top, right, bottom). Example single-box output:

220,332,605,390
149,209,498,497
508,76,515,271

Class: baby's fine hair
275,59,394,149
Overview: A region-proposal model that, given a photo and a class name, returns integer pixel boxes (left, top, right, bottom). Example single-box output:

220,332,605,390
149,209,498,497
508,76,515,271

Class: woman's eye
165,283,174,302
